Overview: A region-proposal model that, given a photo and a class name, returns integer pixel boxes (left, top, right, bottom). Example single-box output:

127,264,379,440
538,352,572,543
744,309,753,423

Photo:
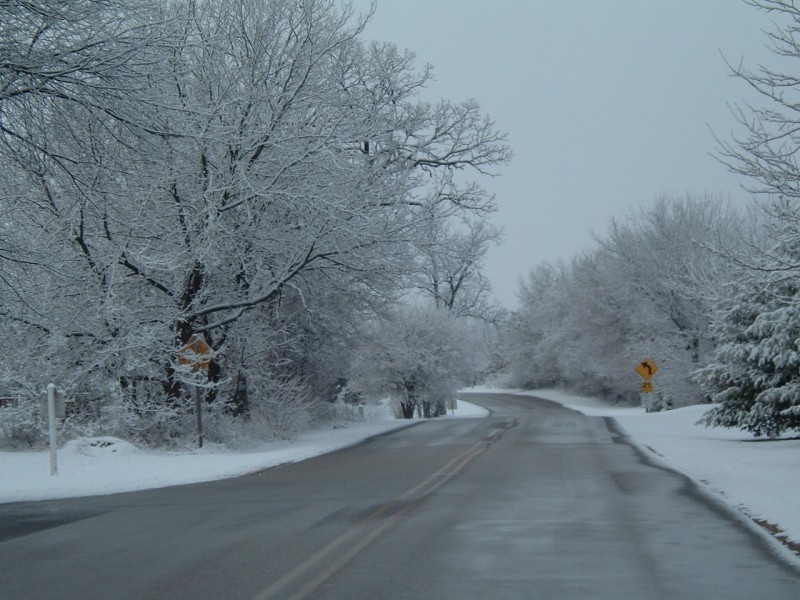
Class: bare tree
715,2,800,216
413,205,505,323
0,1,175,171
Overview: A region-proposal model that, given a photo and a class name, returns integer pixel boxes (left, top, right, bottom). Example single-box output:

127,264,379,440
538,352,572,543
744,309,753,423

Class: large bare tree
0,0,510,444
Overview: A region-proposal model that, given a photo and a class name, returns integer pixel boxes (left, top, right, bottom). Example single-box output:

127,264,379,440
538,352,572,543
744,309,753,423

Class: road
1,392,799,599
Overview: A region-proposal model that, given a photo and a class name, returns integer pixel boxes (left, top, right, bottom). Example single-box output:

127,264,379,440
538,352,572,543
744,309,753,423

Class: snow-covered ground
2,389,798,562
0,400,487,504
511,388,800,559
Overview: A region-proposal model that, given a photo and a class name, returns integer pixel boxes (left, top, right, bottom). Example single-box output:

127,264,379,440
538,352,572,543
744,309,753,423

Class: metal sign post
178,336,213,449
635,358,660,411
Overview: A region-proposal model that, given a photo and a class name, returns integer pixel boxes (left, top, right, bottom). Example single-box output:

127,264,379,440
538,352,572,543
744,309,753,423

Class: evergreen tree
697,276,800,438
699,2,800,437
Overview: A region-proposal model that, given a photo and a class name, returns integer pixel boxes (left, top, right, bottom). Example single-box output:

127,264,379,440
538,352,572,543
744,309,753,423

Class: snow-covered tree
0,0,175,189
696,1,800,436
413,205,505,324
716,1,800,204
504,261,569,389
589,195,740,405
697,275,800,438
0,0,510,445
350,306,473,419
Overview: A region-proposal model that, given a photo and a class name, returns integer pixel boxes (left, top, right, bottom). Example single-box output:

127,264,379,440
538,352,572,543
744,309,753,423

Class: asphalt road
1,393,799,599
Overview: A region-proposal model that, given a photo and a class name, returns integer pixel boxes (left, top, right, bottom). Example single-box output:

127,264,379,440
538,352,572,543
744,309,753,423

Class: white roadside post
194,385,204,449
46,383,58,476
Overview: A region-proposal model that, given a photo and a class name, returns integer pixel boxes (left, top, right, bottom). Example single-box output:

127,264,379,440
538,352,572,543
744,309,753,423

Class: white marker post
194,385,203,449
46,383,58,476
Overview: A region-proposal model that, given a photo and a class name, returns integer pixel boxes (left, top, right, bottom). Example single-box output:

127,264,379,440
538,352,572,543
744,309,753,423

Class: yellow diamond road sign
635,358,659,380
178,336,213,371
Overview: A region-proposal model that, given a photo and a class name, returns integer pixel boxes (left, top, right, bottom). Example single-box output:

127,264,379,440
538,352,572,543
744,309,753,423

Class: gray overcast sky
352,0,777,308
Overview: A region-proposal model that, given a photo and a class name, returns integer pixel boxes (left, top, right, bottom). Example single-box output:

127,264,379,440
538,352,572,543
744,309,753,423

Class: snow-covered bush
0,397,45,449
350,306,473,419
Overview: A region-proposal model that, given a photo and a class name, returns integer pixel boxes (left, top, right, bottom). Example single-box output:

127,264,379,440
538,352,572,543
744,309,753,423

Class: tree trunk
400,399,415,419
227,371,250,417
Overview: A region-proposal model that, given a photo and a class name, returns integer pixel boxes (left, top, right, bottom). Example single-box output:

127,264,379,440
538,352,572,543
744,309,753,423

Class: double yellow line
251,438,492,600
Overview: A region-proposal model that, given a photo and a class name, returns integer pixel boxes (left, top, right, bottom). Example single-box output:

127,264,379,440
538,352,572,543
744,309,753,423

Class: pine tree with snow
703,0,800,437
697,277,800,438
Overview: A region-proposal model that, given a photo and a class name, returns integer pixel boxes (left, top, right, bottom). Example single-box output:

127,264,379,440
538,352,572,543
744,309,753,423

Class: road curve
1,392,798,599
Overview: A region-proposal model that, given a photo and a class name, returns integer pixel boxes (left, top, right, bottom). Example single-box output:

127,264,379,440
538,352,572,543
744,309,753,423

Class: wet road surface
1,393,798,599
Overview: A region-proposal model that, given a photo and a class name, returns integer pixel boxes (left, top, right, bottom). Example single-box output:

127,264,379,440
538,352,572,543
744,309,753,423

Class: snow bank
0,400,486,504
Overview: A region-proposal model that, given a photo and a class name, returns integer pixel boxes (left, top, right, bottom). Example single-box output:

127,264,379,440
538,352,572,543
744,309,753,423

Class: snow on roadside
0,400,486,504
509,388,800,558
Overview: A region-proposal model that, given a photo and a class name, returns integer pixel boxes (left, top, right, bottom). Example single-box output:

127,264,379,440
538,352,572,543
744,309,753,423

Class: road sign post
635,358,659,411
178,336,213,449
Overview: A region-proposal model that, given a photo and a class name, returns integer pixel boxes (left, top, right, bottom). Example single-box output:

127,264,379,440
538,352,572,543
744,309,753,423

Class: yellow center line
251,439,490,600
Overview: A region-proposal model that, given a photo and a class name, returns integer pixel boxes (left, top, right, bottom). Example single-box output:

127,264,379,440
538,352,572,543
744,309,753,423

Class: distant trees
504,195,745,408
0,0,509,446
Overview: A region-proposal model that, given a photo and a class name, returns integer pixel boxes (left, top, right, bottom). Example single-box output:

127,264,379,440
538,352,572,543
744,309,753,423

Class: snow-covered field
1,389,798,562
